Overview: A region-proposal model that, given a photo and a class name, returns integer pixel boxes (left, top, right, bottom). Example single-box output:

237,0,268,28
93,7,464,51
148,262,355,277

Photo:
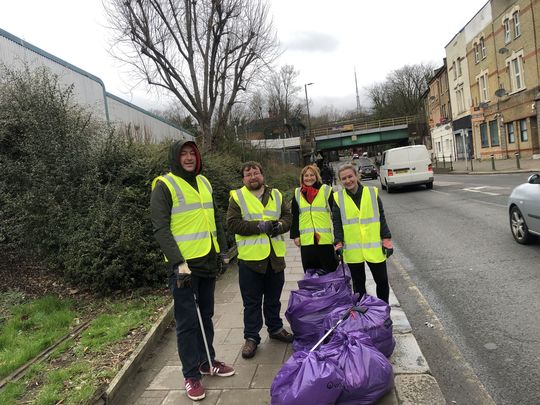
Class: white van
379,145,433,192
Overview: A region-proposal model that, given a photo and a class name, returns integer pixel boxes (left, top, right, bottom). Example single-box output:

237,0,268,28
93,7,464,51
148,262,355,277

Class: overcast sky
1,0,488,114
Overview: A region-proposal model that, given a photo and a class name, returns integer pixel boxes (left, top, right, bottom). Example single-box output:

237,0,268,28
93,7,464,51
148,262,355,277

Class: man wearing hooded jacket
151,140,234,401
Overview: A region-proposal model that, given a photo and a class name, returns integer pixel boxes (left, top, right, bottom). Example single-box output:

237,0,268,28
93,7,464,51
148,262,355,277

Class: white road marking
462,187,500,196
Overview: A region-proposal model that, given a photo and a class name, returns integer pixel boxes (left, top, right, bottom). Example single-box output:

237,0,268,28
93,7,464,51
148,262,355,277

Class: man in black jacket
150,140,234,401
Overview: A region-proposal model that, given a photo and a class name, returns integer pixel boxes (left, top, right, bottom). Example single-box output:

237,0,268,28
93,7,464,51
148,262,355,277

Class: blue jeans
238,261,285,344
169,274,216,379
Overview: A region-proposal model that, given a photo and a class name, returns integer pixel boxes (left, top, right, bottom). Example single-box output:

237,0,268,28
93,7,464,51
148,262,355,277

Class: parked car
379,145,433,193
508,173,540,244
352,153,360,160
356,157,378,180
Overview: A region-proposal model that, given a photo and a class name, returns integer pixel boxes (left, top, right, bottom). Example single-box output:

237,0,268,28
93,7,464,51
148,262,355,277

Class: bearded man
226,161,294,359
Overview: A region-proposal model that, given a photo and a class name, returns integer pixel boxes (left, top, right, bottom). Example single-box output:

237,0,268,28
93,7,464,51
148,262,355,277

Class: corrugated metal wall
0,28,193,142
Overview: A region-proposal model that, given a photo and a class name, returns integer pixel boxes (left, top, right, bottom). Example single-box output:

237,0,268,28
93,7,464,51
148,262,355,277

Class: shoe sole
187,392,205,401
200,369,236,377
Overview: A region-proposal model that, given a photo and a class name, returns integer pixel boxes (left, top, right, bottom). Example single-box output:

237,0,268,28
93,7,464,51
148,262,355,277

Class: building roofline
443,0,491,49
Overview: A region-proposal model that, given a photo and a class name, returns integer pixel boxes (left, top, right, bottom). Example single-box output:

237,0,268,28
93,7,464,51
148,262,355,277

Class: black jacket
150,139,226,278
290,182,335,240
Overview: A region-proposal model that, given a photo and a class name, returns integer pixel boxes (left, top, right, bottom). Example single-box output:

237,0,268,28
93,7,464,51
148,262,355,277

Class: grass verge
0,292,170,404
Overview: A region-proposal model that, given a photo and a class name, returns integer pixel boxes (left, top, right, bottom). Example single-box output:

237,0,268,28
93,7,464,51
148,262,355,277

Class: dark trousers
300,244,339,274
238,261,285,344
348,261,390,303
169,274,216,379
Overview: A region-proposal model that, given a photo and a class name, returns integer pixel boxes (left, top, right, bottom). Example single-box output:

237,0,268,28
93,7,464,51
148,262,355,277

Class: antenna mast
354,67,361,115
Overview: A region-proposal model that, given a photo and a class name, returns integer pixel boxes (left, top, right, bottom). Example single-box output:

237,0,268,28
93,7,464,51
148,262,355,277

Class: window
478,73,489,102
504,19,511,43
506,122,515,144
489,120,500,146
441,104,447,120
474,44,480,63
513,12,520,38
457,58,462,77
508,55,525,91
480,38,486,59
456,88,464,113
452,61,457,80
480,123,489,147
519,119,528,142
436,142,441,153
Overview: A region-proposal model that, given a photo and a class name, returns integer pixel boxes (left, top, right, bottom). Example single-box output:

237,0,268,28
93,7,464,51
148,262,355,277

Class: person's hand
175,262,191,288
293,237,301,247
382,238,394,258
270,221,283,237
257,221,273,235
217,252,229,275
334,242,343,258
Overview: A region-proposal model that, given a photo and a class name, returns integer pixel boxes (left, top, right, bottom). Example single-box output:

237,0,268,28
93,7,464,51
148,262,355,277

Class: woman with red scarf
290,165,338,274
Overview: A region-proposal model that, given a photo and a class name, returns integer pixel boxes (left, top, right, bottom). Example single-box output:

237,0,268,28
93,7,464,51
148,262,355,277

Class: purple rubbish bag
270,348,344,405
328,330,394,405
322,294,395,357
298,262,352,291
285,284,355,352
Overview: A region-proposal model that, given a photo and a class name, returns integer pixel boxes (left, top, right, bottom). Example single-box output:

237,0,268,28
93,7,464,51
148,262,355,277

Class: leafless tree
366,63,434,119
105,0,280,150
266,65,302,119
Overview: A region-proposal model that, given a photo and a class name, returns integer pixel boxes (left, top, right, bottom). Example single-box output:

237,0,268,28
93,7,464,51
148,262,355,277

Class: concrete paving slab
134,390,168,405
390,334,429,374
250,364,282,389
162,389,220,405
216,389,271,405
213,328,230,345
212,343,241,365
390,307,412,334
214,291,236,304
148,365,182,390
234,341,287,365
202,364,257,389
214,312,245,328
377,388,399,405
394,374,445,405
223,328,245,345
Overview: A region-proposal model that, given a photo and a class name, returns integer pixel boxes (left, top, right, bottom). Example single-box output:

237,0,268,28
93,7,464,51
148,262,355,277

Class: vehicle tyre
380,179,386,190
386,180,394,193
426,181,433,190
510,206,535,244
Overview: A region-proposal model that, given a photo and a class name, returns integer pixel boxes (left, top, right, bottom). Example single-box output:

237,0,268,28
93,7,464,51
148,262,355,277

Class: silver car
508,173,540,244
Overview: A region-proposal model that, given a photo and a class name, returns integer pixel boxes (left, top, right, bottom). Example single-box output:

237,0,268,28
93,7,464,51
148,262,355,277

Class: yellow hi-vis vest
334,186,386,264
231,186,286,260
152,173,220,260
295,184,333,246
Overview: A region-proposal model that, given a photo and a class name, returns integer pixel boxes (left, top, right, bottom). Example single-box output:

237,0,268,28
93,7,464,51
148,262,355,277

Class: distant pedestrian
227,161,294,359
290,164,338,274
150,140,235,401
320,163,334,186
332,164,394,303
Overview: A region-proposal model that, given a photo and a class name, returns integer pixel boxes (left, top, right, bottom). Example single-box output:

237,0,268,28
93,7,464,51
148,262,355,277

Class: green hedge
0,66,300,293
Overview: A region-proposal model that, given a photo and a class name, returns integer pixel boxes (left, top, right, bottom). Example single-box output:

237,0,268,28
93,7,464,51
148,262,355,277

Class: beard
245,179,264,191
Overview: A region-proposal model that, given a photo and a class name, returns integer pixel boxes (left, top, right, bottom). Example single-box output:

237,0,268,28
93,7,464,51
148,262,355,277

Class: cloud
283,31,339,53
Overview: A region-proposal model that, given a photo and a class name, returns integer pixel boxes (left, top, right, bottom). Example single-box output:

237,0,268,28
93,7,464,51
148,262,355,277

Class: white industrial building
0,27,193,143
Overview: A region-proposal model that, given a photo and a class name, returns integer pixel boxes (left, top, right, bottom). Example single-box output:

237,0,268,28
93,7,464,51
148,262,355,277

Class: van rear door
408,146,431,183
389,148,412,184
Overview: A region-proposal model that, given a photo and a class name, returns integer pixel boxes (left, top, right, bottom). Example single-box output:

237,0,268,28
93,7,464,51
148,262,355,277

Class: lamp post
304,82,314,161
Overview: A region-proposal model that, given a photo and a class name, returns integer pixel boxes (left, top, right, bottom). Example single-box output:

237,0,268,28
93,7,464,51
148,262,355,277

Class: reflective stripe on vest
334,186,386,264
232,186,286,260
296,184,333,246
152,173,220,260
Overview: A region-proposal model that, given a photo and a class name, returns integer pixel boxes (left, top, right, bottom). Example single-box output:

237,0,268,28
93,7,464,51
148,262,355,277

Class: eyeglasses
243,171,262,178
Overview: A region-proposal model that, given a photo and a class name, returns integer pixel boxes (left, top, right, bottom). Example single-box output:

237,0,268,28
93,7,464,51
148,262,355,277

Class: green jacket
150,140,226,278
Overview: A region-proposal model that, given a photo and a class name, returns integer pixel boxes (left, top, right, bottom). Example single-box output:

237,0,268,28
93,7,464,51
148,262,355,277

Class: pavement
433,154,540,174
110,239,446,405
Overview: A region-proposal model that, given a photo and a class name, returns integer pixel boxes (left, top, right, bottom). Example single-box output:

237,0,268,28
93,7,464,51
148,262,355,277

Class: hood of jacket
169,139,202,179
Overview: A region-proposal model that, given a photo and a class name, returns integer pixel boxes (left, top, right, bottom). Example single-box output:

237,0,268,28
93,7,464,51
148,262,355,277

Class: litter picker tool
193,290,214,376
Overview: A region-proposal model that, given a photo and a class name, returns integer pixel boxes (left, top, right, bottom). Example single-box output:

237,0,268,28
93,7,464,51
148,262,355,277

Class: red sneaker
184,377,205,401
199,360,236,377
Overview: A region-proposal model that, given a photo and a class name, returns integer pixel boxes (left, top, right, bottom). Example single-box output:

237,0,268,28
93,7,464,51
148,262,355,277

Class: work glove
270,221,283,237
334,242,344,258
257,221,273,235
175,262,192,288
217,251,229,275
382,238,394,258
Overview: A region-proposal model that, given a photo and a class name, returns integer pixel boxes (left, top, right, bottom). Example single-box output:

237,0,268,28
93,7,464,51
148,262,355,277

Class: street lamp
304,82,314,161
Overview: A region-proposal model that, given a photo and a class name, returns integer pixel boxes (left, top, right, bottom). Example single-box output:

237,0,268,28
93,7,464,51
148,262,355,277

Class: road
362,173,540,405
